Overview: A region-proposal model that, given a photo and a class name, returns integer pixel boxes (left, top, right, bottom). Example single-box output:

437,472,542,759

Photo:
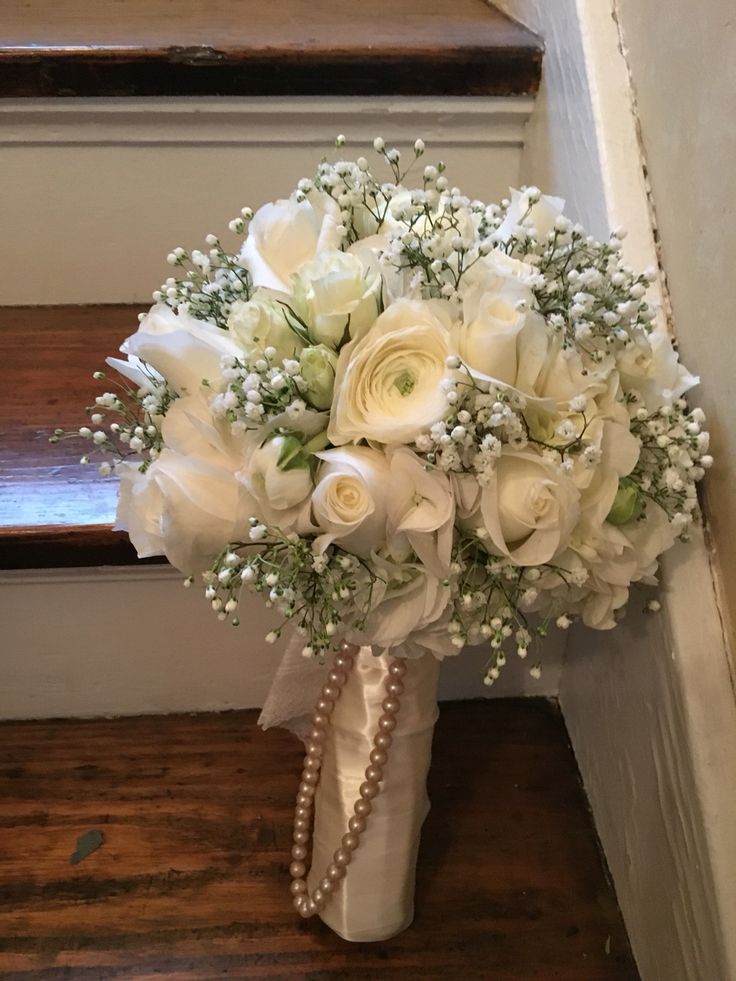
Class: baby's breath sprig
50,366,176,474
626,401,711,537
158,222,254,327
203,521,384,657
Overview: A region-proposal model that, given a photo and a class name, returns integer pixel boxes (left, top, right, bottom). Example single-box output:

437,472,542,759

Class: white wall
613,0,736,664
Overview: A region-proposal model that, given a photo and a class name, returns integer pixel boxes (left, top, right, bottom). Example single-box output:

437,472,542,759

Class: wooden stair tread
0,0,542,97
0,698,639,979
0,305,152,568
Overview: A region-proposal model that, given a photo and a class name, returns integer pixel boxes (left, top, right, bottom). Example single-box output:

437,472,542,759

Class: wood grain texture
0,0,542,97
0,699,639,979
0,305,151,567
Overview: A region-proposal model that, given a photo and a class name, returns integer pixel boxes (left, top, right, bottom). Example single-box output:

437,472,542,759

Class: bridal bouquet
62,139,710,937
69,138,709,679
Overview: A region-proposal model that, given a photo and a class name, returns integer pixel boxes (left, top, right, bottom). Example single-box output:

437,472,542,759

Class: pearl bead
319,876,334,894
387,679,404,696
292,844,307,861
294,895,306,911
295,805,311,820
328,670,347,687
307,742,323,758
327,862,346,881
312,714,329,730
290,860,306,878
298,781,315,798
374,732,392,749
370,748,388,767
365,765,383,783
389,660,407,677
304,898,317,916
359,781,378,800
378,715,397,732
340,641,355,653
304,756,320,773
333,847,352,867
293,830,309,844
354,798,372,816
290,878,307,895
341,832,360,851
296,793,312,808
302,770,319,786
382,696,400,715
316,698,334,715
293,817,310,832
335,654,353,670
348,815,366,834
322,684,339,701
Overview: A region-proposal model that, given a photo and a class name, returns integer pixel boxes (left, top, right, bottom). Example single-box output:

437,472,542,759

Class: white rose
328,299,453,445
293,250,381,347
352,557,450,650
311,445,389,557
495,187,565,242
480,450,580,565
452,289,530,384
241,435,313,512
240,193,342,292
226,295,304,363
123,304,240,397
617,323,699,410
387,447,454,575
115,449,253,575
298,345,337,410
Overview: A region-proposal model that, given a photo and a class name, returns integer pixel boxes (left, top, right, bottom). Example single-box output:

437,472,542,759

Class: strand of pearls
289,641,407,919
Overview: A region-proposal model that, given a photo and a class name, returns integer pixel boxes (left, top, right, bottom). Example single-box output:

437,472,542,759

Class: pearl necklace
289,642,407,919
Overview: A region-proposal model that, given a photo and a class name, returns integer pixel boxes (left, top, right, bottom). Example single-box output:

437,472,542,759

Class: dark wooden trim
0,1,542,98
0,525,165,570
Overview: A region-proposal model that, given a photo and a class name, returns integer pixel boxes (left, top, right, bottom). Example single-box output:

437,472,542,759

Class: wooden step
0,698,639,979
0,0,542,98
0,305,155,568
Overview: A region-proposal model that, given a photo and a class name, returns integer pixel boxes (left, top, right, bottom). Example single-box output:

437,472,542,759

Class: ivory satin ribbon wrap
260,641,441,942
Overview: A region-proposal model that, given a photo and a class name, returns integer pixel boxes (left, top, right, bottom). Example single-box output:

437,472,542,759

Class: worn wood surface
0,699,639,979
0,0,542,97
0,305,148,567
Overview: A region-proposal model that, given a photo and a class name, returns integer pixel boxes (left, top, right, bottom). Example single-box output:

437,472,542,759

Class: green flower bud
607,479,644,525
299,344,337,410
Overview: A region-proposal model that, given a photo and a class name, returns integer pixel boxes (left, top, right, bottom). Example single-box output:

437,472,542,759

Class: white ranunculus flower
328,299,453,445
480,450,580,565
226,295,304,363
387,447,454,575
115,449,253,575
495,187,565,242
311,445,389,557
240,193,342,292
241,435,313,511
616,323,699,410
293,249,381,347
123,304,241,397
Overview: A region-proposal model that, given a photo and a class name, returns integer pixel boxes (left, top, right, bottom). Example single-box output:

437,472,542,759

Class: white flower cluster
72,139,710,685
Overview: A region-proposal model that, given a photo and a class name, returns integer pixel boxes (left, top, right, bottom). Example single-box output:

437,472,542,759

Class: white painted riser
0,96,532,305
0,567,562,721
